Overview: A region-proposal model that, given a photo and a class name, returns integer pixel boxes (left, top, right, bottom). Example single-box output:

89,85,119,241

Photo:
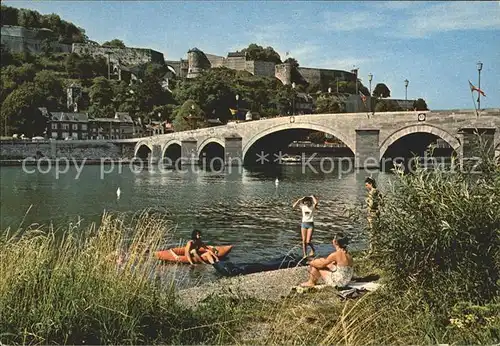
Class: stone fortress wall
0,25,72,54
170,47,357,86
72,42,165,66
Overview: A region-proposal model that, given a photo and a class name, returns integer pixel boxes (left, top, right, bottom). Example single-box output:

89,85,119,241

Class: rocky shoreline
177,266,310,306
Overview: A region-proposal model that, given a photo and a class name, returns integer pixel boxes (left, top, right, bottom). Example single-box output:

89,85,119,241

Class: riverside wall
0,140,137,162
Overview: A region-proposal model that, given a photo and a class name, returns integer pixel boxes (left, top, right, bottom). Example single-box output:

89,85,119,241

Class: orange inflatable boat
156,245,233,263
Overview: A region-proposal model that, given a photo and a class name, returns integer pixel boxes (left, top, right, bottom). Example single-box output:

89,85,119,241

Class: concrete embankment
0,140,137,165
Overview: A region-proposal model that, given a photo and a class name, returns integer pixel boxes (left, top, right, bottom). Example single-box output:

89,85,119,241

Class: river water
0,163,392,282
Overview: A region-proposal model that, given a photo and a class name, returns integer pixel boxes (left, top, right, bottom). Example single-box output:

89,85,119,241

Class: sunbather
300,233,353,288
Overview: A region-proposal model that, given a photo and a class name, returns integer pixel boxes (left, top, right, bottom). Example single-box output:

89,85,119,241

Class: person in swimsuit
293,195,319,258
183,230,219,265
300,232,354,288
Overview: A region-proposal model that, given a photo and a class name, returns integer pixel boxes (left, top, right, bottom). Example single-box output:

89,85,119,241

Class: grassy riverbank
0,211,239,344
1,152,499,344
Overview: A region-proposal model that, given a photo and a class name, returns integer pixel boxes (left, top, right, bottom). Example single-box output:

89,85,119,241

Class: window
62,124,69,130
72,124,78,131
51,123,58,130
72,132,78,139
51,132,58,138
92,128,97,132
81,133,88,140
62,132,69,139
81,124,87,131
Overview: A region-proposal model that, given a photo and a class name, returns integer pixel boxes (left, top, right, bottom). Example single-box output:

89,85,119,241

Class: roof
50,112,89,122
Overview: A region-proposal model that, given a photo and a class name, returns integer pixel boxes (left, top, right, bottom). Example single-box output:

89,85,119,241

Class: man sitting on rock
299,233,354,288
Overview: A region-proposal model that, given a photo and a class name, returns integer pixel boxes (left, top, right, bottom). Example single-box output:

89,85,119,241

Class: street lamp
404,79,409,101
291,82,296,115
477,61,483,110
368,73,373,95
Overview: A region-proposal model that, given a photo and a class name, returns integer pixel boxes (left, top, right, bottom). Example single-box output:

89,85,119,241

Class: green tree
1,82,46,137
315,95,341,113
413,98,428,111
240,43,282,64
172,100,205,131
373,83,391,98
283,57,299,68
0,5,19,26
34,70,64,110
89,77,114,117
102,39,126,48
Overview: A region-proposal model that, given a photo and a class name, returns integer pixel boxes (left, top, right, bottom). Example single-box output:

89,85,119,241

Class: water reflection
1,164,393,282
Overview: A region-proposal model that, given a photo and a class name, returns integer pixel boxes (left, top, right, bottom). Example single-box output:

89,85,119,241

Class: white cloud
312,57,375,70
322,11,387,31
397,1,500,38
320,1,500,38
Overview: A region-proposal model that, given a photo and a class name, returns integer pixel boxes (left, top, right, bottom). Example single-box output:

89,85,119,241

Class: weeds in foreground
0,210,224,345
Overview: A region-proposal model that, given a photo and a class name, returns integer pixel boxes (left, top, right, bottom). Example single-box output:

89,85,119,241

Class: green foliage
102,39,126,48
172,100,205,131
65,53,107,79
315,95,341,113
283,57,299,68
239,43,282,64
413,98,429,111
447,301,500,343
1,5,87,43
0,82,47,137
89,77,114,117
372,83,391,98
372,153,500,310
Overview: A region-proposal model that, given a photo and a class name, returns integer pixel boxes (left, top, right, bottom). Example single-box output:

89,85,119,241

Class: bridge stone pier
134,109,500,168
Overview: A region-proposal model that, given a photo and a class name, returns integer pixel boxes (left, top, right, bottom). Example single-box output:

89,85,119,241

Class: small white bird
275,178,279,186
116,187,121,200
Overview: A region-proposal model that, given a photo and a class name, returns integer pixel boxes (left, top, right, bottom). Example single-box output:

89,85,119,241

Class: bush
372,153,500,310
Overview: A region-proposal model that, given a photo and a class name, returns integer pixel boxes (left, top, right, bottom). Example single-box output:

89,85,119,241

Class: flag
229,108,238,115
359,91,367,105
469,80,486,97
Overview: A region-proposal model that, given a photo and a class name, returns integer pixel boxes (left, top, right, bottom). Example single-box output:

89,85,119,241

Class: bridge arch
161,139,182,164
242,122,355,162
197,137,225,153
379,124,460,159
198,138,225,166
134,141,153,159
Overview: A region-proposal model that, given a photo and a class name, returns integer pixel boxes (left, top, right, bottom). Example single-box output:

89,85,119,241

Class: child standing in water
293,195,319,258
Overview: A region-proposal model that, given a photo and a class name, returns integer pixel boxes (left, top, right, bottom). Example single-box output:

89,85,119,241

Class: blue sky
4,1,500,110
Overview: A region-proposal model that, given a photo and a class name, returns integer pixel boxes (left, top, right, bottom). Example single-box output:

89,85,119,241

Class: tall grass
0,210,223,344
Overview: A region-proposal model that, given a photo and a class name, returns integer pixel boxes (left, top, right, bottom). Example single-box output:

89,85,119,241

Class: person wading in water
293,195,319,258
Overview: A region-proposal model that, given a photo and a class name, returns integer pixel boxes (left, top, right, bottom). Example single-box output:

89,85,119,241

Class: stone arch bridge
134,109,500,168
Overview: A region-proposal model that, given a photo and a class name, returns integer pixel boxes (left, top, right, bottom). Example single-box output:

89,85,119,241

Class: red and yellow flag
469,80,486,97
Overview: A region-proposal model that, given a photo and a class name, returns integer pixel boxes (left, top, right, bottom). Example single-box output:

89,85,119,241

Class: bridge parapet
133,109,500,168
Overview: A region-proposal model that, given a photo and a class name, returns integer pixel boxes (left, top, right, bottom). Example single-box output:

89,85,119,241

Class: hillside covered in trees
0,5,426,138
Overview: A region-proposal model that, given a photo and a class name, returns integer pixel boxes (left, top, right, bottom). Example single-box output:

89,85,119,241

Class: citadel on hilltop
166,47,358,87
0,24,357,87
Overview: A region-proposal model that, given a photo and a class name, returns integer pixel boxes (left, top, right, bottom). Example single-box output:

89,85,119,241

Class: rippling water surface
1,164,393,283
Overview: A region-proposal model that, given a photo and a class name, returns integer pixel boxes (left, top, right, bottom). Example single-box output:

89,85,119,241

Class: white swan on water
116,187,121,200
275,178,279,186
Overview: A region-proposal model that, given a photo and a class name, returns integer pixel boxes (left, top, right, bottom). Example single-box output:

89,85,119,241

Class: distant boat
116,187,121,200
